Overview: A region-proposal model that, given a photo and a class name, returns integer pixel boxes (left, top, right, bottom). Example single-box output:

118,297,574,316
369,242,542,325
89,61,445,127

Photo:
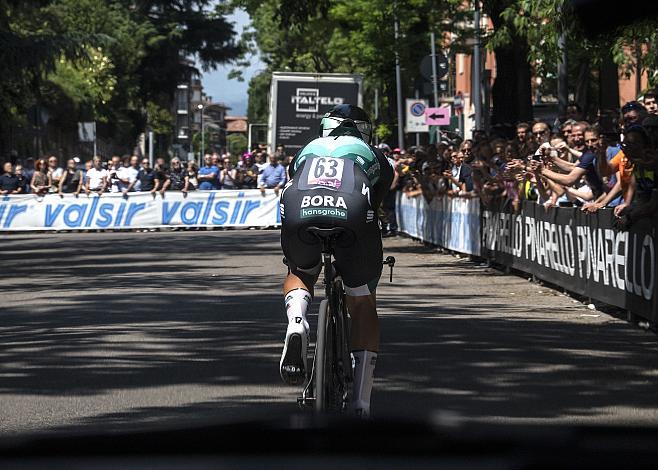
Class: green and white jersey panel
292,136,381,185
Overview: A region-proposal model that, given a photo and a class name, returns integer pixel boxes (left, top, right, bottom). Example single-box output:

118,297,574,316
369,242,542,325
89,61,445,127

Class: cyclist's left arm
370,148,394,210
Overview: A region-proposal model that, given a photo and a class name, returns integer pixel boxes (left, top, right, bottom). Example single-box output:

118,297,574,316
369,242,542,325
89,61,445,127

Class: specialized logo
361,183,371,205
279,202,285,218
300,194,347,219
292,88,344,113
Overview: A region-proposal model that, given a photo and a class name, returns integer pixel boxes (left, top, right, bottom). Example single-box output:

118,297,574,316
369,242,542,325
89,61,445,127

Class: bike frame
298,232,352,413
296,229,395,413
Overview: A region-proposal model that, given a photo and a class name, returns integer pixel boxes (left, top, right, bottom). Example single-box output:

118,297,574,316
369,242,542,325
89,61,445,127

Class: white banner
396,192,481,256
0,190,281,231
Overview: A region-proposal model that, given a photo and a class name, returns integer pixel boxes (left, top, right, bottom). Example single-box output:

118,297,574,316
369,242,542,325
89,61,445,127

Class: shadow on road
1,232,658,433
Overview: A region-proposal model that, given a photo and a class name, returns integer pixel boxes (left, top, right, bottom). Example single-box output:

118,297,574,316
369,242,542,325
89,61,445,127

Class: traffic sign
420,54,449,82
425,106,451,126
405,99,429,133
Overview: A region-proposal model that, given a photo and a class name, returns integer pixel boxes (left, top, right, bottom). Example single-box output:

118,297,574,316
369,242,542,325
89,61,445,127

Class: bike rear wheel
314,299,330,413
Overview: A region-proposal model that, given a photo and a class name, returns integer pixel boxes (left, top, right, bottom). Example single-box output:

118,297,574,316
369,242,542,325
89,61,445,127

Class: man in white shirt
117,155,139,194
84,157,109,195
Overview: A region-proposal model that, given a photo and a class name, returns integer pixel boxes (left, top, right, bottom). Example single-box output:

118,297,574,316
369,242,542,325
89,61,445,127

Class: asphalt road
2,229,658,436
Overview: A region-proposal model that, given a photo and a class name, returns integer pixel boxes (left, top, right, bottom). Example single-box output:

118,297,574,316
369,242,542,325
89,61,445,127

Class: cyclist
278,104,394,417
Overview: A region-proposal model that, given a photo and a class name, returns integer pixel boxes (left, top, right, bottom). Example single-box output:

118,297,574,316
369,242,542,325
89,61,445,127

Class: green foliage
146,101,174,135
48,47,117,118
227,133,248,156
247,72,271,124
234,0,463,134
0,0,241,155
192,129,213,155
375,123,392,142
488,0,658,96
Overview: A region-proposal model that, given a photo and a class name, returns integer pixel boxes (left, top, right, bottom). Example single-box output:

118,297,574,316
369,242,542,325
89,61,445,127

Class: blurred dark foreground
2,413,658,469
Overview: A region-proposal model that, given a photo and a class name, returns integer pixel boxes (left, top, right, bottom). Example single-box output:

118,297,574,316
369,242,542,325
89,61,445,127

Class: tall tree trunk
599,50,620,111
514,41,533,122
575,60,590,117
486,0,533,132
490,38,533,127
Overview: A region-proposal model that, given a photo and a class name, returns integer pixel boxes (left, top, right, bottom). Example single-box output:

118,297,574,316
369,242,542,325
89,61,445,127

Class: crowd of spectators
4,98,657,233
0,145,292,198
384,95,658,231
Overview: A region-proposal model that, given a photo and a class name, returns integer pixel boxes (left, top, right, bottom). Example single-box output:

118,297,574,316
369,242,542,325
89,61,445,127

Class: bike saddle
306,226,346,239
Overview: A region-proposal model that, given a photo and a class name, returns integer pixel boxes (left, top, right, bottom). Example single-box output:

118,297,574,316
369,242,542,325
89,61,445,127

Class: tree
235,0,463,146
227,133,248,156
0,0,243,157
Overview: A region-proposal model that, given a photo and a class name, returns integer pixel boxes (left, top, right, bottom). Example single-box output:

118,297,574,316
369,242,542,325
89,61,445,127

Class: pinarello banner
396,192,481,256
396,195,657,323
0,190,281,231
481,200,656,322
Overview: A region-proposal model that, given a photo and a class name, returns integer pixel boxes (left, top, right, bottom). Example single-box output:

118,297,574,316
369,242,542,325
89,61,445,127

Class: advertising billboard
268,73,362,155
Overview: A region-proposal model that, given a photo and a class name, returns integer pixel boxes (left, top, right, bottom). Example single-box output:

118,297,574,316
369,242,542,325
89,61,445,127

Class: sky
197,9,263,117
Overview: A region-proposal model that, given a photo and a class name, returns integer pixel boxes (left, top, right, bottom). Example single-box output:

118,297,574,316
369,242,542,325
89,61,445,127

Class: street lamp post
473,0,482,131
197,103,205,165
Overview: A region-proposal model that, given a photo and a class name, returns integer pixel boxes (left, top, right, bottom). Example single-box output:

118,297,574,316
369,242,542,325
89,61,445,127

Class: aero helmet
319,104,372,144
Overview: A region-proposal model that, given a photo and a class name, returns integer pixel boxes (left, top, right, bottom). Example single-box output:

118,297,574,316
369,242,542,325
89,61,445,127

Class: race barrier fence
0,190,281,231
3,188,655,321
396,192,481,256
397,192,657,323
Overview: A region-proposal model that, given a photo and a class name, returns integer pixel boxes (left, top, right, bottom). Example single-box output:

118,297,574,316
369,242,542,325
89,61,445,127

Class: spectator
46,155,64,192
198,154,219,190
540,127,605,201
254,151,268,172
570,121,587,153
566,101,583,122
443,150,473,195
460,140,474,163
275,145,286,160
136,157,160,194
258,154,286,194
58,158,84,196
238,154,259,189
14,164,29,193
210,153,220,169
621,101,647,128
22,157,35,191
0,162,22,195
531,122,551,147
614,126,658,227
515,122,532,158
30,158,50,196
117,155,139,195
643,91,658,115
184,161,198,193
84,156,108,195
161,157,185,193
154,157,169,189
108,155,123,193
219,155,238,190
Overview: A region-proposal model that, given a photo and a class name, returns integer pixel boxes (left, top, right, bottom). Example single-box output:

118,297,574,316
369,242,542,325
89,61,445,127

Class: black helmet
319,104,372,144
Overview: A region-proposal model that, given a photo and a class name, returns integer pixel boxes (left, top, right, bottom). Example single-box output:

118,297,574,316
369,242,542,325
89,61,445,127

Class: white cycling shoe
279,317,309,386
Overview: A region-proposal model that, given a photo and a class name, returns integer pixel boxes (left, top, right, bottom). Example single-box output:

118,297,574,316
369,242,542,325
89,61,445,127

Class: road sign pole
431,32,439,108
473,0,482,131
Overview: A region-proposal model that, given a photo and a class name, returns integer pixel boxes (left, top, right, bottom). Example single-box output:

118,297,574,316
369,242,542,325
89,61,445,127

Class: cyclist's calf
346,294,379,352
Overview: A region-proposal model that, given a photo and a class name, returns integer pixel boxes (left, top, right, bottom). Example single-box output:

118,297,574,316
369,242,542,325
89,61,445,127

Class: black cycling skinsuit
280,135,394,296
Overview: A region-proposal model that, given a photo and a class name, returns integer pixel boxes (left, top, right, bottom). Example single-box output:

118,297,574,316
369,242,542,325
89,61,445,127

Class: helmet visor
355,120,372,143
